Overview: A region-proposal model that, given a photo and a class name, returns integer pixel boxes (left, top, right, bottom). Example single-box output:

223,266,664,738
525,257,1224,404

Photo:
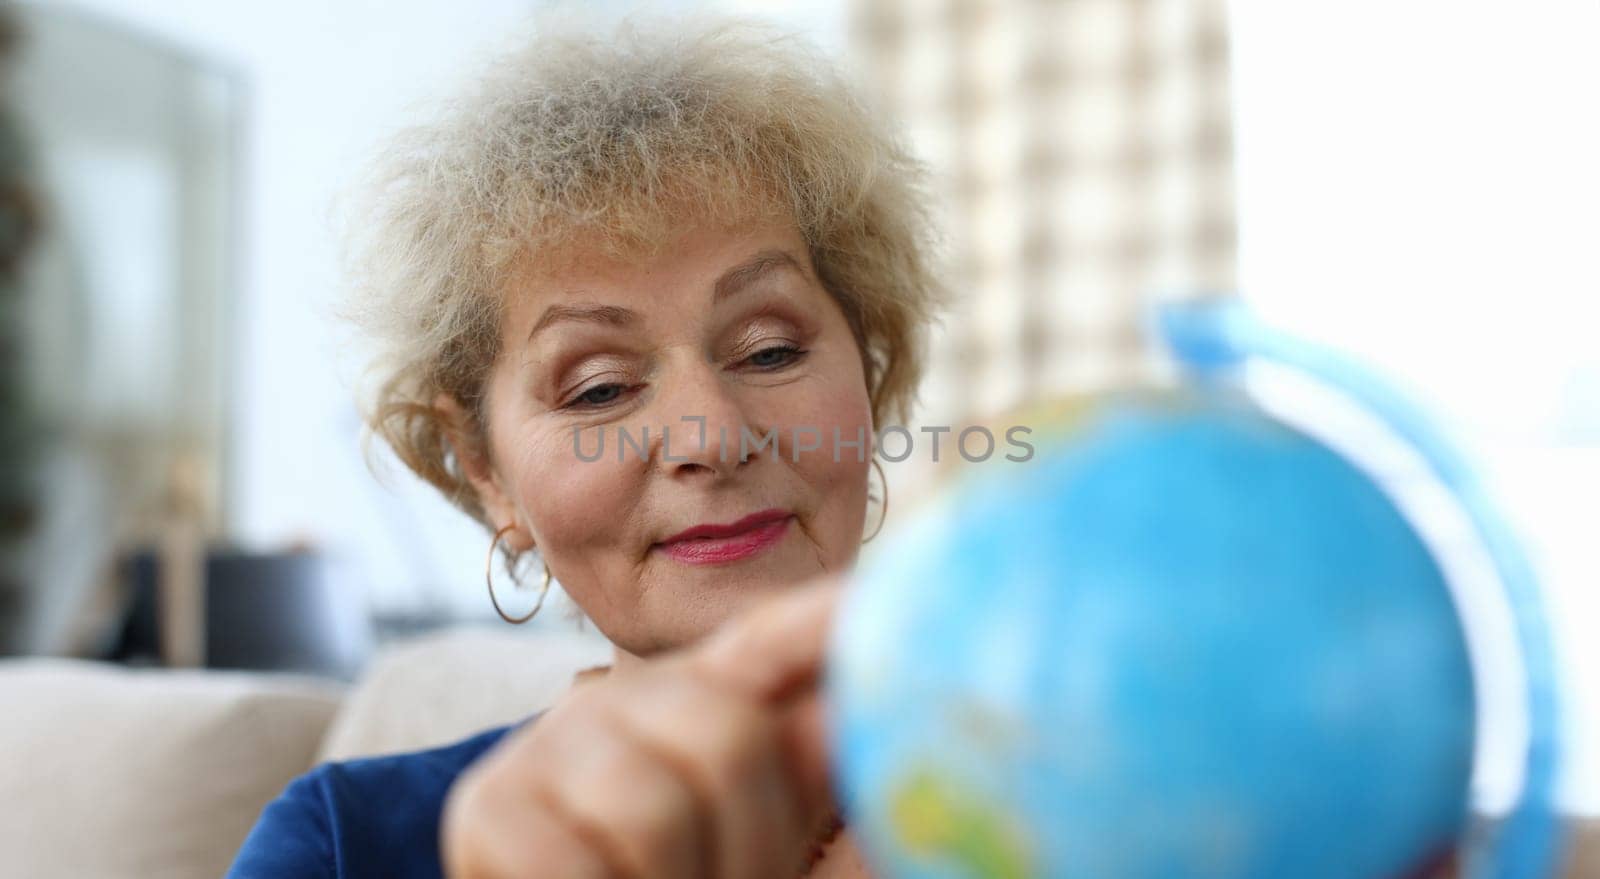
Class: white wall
1231,0,1600,815
30,0,551,622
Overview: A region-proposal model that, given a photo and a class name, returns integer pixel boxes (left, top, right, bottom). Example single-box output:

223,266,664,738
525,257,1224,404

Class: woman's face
461,218,873,658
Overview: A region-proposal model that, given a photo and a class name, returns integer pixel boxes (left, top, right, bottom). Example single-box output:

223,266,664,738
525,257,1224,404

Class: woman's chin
631,543,828,640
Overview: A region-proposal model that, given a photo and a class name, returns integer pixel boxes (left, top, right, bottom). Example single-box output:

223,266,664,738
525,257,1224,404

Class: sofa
2,625,1596,878
0,626,614,878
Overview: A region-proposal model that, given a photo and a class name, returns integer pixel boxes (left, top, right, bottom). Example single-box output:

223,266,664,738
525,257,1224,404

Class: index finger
690,576,843,704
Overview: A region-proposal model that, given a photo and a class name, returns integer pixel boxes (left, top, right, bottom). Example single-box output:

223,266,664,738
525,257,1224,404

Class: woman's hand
441,580,842,879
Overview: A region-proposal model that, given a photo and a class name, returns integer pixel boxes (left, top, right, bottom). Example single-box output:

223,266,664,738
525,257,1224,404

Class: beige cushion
0,658,343,879
317,625,614,762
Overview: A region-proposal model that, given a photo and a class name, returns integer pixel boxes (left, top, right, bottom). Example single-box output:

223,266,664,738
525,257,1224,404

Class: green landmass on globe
889,765,1034,879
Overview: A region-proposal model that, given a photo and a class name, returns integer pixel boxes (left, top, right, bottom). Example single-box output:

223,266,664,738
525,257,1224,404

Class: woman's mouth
654,509,794,565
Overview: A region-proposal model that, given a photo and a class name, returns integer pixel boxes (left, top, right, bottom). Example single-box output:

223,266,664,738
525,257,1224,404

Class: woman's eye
566,383,628,409
745,344,805,369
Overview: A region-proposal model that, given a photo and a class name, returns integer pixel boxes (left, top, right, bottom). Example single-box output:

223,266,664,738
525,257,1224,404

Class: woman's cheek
513,427,632,551
772,376,873,550
772,342,871,440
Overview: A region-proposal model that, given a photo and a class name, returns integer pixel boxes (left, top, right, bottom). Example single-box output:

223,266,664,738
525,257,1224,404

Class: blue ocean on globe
828,387,1479,879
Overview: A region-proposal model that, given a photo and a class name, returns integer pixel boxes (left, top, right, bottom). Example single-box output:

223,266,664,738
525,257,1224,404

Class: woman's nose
653,364,760,477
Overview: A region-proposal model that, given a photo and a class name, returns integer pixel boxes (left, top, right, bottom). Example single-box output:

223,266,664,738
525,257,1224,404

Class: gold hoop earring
863,457,890,544
486,523,552,625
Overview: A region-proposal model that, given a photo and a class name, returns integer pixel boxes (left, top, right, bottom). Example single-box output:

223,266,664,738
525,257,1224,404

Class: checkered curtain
849,0,1237,429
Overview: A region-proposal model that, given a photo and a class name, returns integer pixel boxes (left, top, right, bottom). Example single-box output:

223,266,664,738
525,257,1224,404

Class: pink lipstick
655,509,793,565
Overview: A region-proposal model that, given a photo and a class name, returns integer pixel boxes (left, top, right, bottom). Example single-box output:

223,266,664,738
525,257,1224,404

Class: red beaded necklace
801,811,846,873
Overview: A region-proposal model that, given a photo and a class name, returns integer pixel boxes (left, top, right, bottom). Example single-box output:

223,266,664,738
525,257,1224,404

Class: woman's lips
655,513,793,565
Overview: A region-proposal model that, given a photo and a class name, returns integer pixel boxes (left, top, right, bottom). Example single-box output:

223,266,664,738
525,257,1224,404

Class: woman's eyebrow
525,303,637,345
713,249,805,305
525,249,804,345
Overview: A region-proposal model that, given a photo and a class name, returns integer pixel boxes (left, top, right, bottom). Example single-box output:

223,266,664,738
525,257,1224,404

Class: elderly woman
228,18,942,879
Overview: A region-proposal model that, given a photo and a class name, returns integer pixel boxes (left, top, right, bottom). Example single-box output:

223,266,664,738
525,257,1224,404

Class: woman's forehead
505,217,814,310
507,178,796,266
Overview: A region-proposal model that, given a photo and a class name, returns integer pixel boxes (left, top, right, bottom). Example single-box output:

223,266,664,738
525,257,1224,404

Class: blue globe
829,388,1476,879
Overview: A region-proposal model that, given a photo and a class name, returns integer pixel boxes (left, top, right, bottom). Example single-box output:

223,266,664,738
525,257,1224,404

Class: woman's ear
434,392,522,539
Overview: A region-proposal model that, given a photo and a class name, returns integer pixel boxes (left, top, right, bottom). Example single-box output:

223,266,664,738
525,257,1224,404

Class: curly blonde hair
342,17,947,528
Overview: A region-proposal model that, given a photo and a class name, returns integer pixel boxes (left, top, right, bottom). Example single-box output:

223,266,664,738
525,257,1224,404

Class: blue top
226,717,537,879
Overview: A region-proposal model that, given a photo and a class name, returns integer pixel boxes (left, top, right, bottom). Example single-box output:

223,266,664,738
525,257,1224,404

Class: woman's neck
565,644,651,686
609,644,646,676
